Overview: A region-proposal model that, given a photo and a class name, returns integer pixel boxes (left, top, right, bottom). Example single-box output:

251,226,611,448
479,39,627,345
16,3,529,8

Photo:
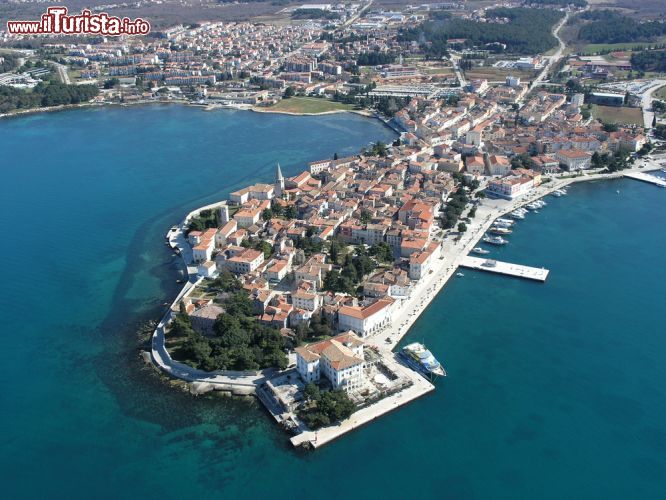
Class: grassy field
580,37,666,54
654,85,666,101
591,105,644,125
267,97,356,114
422,68,454,75
465,67,538,82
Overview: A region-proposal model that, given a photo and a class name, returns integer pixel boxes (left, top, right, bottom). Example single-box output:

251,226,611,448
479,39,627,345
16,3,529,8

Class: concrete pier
623,171,666,188
460,256,550,282
289,357,435,449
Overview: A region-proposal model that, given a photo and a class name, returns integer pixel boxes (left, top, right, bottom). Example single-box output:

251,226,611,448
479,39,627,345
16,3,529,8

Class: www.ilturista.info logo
7,7,150,36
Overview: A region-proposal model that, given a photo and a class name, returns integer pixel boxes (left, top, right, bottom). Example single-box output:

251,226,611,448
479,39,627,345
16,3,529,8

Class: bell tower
275,162,285,197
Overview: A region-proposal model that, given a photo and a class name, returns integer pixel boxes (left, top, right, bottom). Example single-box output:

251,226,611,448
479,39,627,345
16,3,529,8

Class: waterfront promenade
365,163,663,353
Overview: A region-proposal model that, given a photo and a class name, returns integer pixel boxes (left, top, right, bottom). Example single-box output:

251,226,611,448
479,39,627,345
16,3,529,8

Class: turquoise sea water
1,106,665,499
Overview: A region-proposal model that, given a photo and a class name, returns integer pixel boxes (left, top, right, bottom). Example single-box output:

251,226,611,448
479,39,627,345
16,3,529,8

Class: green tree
369,242,393,263
304,383,320,401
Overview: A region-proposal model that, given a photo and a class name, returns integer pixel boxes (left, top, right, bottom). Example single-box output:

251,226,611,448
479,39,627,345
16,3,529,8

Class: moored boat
472,247,490,255
489,226,513,235
400,342,446,377
483,235,508,245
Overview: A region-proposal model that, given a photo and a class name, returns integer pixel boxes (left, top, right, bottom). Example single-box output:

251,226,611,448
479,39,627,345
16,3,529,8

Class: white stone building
295,332,365,392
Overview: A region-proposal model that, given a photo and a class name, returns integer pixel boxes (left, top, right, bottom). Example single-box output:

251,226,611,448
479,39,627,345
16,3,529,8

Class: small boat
472,247,490,255
483,235,508,245
616,190,620,194
456,272,465,277
551,191,563,197
400,342,446,377
526,202,540,210
510,210,526,220
489,226,513,235
496,218,515,226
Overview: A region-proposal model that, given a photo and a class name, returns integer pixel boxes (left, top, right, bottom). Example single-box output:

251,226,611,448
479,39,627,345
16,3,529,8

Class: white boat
489,226,513,235
472,247,490,255
526,202,540,210
483,235,508,245
400,343,446,377
551,191,563,197
494,218,514,227
456,272,465,277
510,211,526,220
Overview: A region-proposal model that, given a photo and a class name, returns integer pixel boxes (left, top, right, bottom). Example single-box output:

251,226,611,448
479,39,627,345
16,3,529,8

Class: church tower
275,162,284,198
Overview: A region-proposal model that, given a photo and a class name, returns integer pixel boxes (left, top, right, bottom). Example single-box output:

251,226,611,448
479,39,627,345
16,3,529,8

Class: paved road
640,80,666,129
450,53,467,88
529,11,569,91
342,0,374,28
53,62,71,84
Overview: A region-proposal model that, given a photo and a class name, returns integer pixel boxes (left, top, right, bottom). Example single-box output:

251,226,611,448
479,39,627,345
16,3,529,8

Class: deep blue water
1,106,665,499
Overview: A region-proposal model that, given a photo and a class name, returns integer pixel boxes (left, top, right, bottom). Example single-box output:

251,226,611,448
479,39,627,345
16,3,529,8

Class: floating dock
460,256,550,282
623,172,666,188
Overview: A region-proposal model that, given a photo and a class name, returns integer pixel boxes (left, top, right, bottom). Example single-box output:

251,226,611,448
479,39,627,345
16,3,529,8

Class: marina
460,256,550,282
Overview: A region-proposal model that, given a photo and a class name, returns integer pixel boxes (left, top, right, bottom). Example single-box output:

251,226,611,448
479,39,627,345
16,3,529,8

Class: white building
226,248,265,274
506,75,521,88
486,154,511,176
292,290,321,311
408,241,441,280
191,228,217,262
295,331,365,392
556,149,592,171
337,297,394,337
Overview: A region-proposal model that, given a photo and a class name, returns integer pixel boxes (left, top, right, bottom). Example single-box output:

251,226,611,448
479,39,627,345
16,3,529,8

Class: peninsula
148,87,664,447
4,0,665,449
